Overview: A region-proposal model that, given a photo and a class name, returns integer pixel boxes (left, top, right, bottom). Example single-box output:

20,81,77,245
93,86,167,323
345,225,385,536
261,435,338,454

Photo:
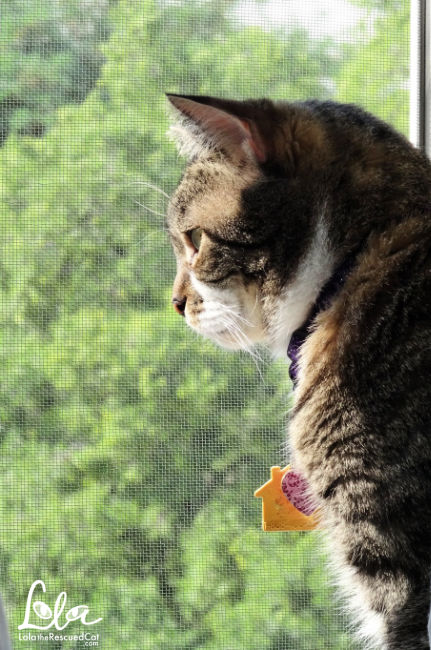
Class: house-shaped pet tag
254,465,319,531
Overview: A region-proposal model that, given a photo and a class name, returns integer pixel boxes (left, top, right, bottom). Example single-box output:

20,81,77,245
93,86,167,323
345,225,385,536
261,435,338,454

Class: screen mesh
0,1,411,648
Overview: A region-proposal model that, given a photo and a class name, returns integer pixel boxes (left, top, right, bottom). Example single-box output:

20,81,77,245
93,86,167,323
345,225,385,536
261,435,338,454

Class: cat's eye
190,228,202,251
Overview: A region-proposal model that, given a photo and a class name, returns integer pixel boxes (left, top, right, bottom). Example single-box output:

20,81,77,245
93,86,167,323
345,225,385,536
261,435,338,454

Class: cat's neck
287,252,358,382
266,216,336,358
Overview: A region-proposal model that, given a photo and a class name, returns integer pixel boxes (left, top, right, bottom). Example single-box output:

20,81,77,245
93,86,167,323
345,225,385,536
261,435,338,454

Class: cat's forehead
171,157,230,215
167,155,261,233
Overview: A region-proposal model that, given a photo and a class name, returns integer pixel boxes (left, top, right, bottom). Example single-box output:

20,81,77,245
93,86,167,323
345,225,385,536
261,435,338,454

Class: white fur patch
188,274,264,350
267,213,335,358
345,583,386,649
320,523,395,650
359,611,386,649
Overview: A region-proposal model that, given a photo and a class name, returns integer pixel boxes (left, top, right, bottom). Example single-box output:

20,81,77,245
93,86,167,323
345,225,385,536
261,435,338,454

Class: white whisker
134,201,166,218
131,227,169,248
250,291,260,316
215,312,266,384
126,180,170,200
207,301,254,328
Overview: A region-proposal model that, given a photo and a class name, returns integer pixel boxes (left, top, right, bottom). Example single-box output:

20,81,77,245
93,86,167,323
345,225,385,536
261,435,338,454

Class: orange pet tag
254,465,320,531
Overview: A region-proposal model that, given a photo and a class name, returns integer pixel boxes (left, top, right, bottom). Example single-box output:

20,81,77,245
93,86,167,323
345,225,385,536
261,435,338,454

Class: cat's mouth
184,287,266,352
187,317,248,350
172,267,266,351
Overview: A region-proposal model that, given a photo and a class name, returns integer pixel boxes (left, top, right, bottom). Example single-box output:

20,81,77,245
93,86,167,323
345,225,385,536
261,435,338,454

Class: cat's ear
166,94,267,163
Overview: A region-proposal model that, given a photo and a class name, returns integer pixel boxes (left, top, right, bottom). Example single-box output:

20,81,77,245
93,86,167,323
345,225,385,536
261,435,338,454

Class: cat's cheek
184,311,199,331
185,311,243,350
183,298,204,331
184,277,238,347
188,274,266,348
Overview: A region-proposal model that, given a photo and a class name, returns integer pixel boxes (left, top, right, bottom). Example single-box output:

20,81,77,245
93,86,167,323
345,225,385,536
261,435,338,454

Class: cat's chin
203,329,247,351
188,321,250,351
212,336,245,351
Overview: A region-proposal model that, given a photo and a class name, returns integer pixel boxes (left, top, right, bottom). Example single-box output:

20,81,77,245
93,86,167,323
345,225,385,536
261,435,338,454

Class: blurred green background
0,0,409,647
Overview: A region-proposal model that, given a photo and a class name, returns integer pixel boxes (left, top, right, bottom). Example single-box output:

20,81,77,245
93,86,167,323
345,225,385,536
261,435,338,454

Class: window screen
0,1,412,648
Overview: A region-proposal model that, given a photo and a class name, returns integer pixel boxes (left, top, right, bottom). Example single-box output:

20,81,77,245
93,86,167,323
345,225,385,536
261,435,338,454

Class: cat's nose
172,296,187,316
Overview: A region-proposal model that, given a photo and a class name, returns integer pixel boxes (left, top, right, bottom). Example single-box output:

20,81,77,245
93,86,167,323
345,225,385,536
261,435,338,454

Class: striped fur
166,95,431,649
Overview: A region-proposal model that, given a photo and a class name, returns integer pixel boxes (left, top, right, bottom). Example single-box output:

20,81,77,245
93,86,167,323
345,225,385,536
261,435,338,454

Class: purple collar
287,254,357,385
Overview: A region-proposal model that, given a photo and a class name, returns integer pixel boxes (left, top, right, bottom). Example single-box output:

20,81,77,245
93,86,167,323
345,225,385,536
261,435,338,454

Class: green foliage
0,0,407,647
336,1,409,134
0,0,110,144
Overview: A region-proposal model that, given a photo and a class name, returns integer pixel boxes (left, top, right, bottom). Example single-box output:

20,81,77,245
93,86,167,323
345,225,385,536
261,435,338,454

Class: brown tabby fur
166,93,431,649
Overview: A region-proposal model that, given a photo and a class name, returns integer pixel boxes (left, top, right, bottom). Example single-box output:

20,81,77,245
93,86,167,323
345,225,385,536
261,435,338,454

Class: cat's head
165,94,333,356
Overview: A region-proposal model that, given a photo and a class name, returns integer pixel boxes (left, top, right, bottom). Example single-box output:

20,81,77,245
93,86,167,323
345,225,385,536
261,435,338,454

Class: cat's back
297,211,431,466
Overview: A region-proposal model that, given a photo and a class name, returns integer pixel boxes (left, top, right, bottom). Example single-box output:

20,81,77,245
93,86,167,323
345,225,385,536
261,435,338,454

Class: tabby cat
165,93,431,649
